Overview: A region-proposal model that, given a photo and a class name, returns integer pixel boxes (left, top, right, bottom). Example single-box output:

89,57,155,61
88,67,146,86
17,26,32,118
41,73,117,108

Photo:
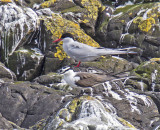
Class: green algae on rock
8,48,44,81
130,60,160,91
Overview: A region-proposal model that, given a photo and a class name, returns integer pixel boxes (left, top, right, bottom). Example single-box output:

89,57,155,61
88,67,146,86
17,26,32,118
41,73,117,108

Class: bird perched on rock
53,33,137,67
58,66,114,88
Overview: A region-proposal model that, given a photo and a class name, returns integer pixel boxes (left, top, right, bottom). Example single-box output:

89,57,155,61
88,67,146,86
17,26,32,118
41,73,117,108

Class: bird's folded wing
67,43,98,58
75,73,108,87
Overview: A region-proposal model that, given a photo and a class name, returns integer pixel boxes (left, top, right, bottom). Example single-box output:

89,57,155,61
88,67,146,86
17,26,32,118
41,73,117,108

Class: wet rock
43,57,74,74
0,62,16,81
33,72,62,85
38,91,159,130
130,60,160,91
42,0,77,11
42,96,136,129
8,48,44,81
0,113,21,129
0,81,66,128
96,2,160,61
101,0,159,6
83,57,138,75
0,3,39,63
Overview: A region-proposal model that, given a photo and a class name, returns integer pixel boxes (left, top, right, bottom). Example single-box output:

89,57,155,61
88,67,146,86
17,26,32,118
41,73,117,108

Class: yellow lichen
138,17,155,32
68,96,93,113
121,20,125,23
68,98,80,113
59,108,71,122
42,13,100,60
150,58,160,62
118,117,136,128
79,0,105,23
133,17,155,32
0,0,12,2
132,5,160,33
41,0,56,8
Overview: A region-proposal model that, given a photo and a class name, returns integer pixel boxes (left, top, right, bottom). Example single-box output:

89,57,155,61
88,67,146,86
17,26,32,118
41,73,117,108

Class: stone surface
0,81,66,128
0,0,160,129
0,62,16,81
8,48,44,81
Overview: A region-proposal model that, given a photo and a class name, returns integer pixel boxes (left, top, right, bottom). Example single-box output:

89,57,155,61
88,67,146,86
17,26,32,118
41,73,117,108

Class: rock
41,0,77,11
0,81,67,128
82,56,138,75
37,90,159,130
48,0,106,37
96,2,160,61
0,0,160,129
0,3,39,63
95,6,114,44
130,60,160,91
8,48,44,81
0,62,16,81
0,113,21,129
101,0,159,6
42,96,137,129
33,72,62,85
43,57,74,74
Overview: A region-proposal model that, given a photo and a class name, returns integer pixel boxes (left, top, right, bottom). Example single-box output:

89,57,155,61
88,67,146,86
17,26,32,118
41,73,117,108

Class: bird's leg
74,61,81,67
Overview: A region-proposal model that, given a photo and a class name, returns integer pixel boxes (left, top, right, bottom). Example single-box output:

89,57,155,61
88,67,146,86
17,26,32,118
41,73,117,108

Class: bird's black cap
61,33,74,39
57,66,71,74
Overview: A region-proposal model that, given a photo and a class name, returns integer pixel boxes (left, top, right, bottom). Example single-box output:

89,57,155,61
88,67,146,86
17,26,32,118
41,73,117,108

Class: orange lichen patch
0,0,12,2
42,13,100,60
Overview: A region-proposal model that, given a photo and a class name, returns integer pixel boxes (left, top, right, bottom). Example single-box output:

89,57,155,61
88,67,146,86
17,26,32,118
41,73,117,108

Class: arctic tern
53,33,137,67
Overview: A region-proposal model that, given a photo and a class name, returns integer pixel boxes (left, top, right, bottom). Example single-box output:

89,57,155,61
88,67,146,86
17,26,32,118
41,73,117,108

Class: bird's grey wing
67,42,98,60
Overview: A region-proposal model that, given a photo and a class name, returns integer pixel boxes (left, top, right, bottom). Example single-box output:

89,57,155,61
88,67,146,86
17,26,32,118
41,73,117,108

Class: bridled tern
58,66,114,87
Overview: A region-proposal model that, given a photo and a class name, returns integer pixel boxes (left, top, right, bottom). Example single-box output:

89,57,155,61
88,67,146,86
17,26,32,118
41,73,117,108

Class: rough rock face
96,2,160,62
32,79,159,130
0,0,160,129
0,62,16,81
0,81,67,128
8,48,44,81
0,3,39,63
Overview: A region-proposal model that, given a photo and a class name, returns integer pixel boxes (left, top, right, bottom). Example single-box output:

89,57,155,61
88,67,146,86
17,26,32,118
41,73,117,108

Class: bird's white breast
62,38,74,52
63,70,80,87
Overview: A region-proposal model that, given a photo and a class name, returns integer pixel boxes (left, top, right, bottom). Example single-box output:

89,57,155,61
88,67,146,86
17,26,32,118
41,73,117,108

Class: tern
58,66,114,88
53,33,137,67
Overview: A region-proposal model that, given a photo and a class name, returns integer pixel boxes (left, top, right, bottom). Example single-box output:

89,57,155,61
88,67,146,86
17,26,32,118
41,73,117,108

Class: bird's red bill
53,39,62,43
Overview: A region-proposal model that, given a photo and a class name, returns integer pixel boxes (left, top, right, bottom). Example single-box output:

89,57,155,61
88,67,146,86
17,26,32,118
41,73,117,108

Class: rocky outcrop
0,0,160,129
0,80,67,128
0,62,16,81
8,48,44,81
96,2,160,62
